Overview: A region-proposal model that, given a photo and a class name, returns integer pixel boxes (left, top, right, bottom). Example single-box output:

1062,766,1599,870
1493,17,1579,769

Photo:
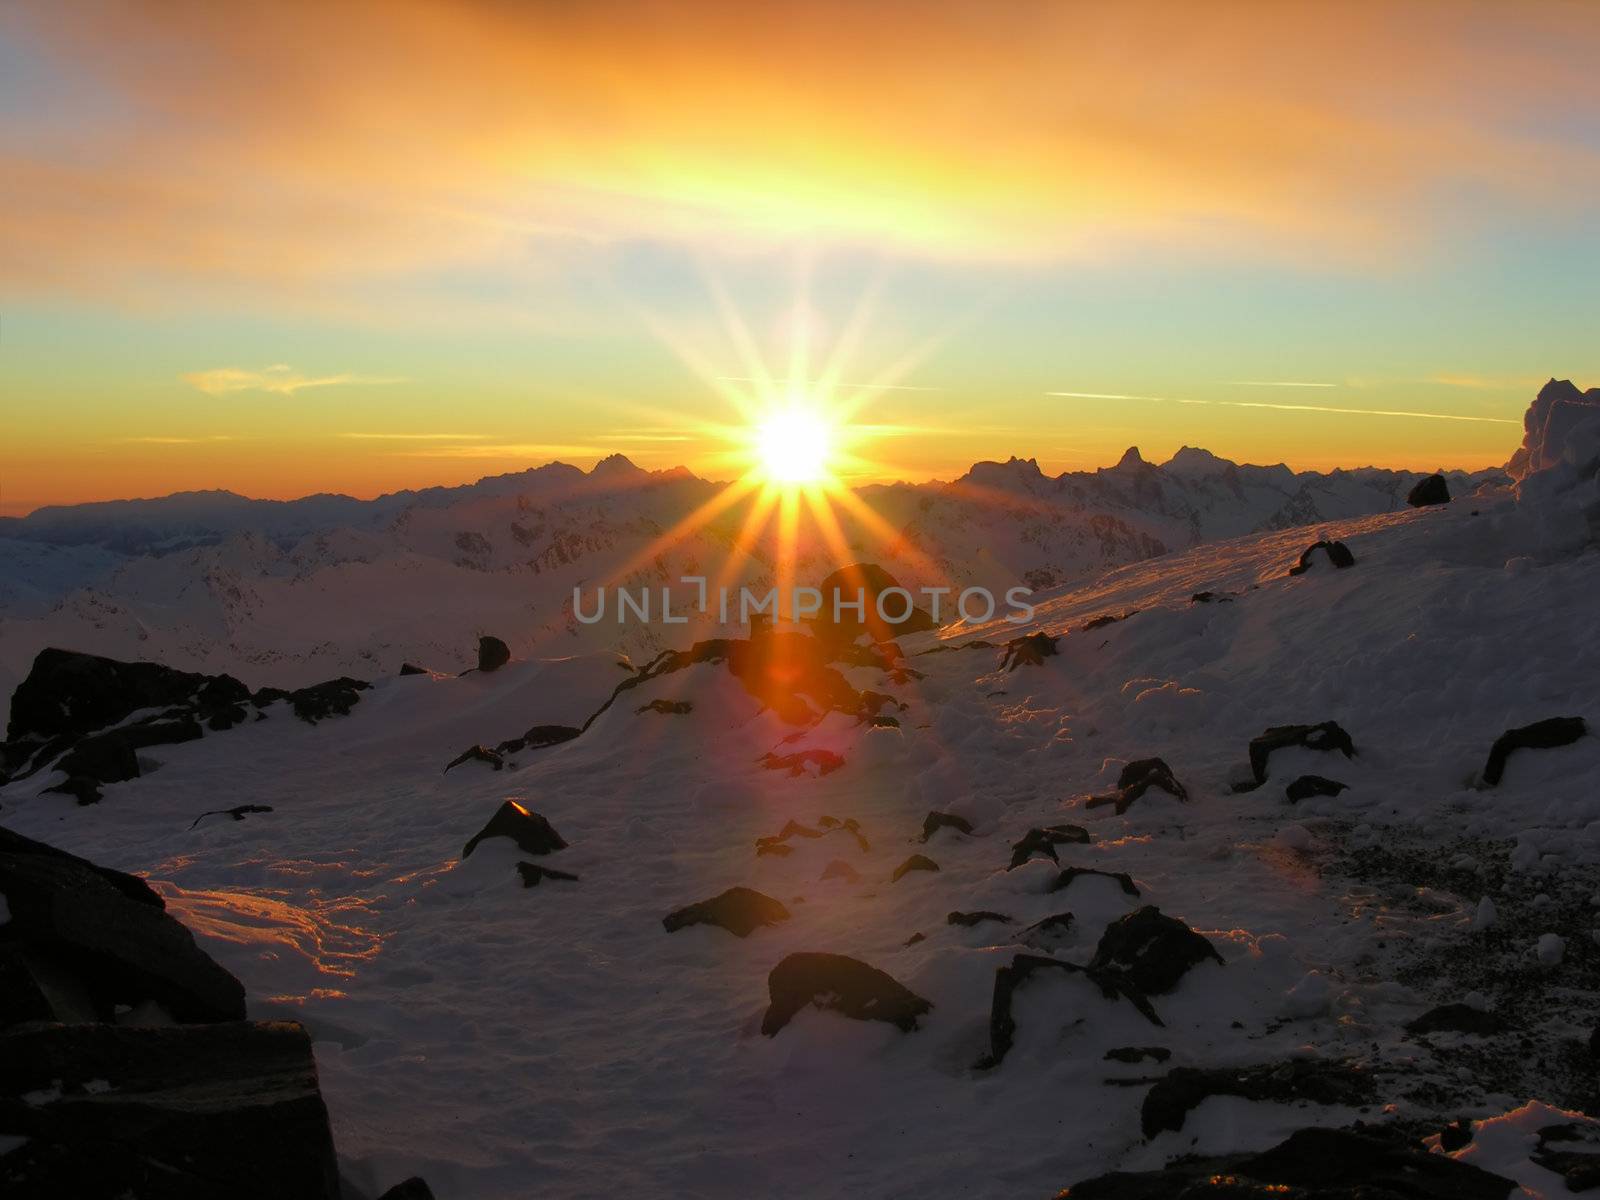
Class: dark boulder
495,725,582,754
636,699,693,715
1049,867,1140,897
1439,1117,1474,1152
477,636,511,672
981,954,1162,1068
398,663,430,676
515,863,579,887
758,748,844,777
1104,1045,1170,1064
761,953,931,1036
444,744,503,773
461,801,568,859
1531,1122,1600,1193
1083,610,1138,632
662,887,790,937
946,910,1012,928
6,648,243,744
1288,539,1356,575
0,827,246,1024
1189,590,1233,604
275,677,370,724
999,632,1059,671
1286,774,1348,802
1405,1003,1507,1036
1068,1125,1512,1199
189,804,274,830
920,811,974,842
1481,716,1587,786
377,1180,437,1200
891,854,940,882
56,717,204,791
808,563,938,647
1017,911,1075,950
1008,824,1091,868
1235,721,1356,791
1087,758,1187,815
1141,1060,1373,1138
1407,473,1451,507
0,1020,340,1199
1089,906,1223,995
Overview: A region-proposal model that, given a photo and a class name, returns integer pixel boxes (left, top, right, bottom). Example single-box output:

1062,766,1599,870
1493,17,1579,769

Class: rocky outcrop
477,635,511,672
1234,721,1357,791
1086,758,1187,815
662,888,791,937
1285,774,1347,802
808,563,938,647
1481,716,1587,786
1049,867,1140,897
981,953,1162,1068
920,811,974,842
891,854,940,882
761,953,931,1036
1088,906,1223,996
1008,824,1090,868
1288,539,1356,575
1139,1060,1372,1138
1407,473,1451,507
461,801,568,859
999,632,1058,671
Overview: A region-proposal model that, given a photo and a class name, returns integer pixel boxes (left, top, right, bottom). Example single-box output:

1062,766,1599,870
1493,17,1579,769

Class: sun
754,404,834,485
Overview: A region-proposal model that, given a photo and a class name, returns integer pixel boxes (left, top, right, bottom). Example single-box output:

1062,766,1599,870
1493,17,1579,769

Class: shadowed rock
1017,911,1075,950
1286,774,1348,802
761,952,931,1036
1405,1003,1507,1036
253,677,370,724
999,632,1059,671
1234,721,1356,791
1531,1122,1600,1192
947,910,1013,928
494,725,582,754
1481,716,1587,786
662,887,790,937
1189,590,1233,604
1086,758,1187,815
189,804,274,830
1104,1045,1170,1064
759,748,844,777
0,826,245,1024
516,863,579,887
6,648,247,745
808,563,938,648
54,717,204,797
1067,1125,1512,1199
636,699,692,715
1049,867,1140,897
444,744,503,773
477,635,511,672
461,801,568,859
1407,473,1451,507
377,1179,437,1200
892,854,940,882
981,954,1163,1068
399,662,430,676
920,811,974,842
1082,610,1138,631
1140,1061,1373,1138
0,1020,341,1199
1008,824,1091,868
1288,539,1356,575
1089,906,1223,996
756,817,868,855
819,859,861,883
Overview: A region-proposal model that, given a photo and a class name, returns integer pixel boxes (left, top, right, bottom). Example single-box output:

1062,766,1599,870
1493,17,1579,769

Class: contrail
1045,391,1518,425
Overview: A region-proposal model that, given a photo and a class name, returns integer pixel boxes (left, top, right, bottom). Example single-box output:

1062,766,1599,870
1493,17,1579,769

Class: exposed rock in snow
1007,823,1091,868
1285,774,1347,802
760,953,931,1036
476,636,511,672
1288,538,1356,575
1085,757,1187,815
1140,1060,1372,1138
460,801,568,859
918,811,973,842
891,853,940,882
1405,1003,1506,1036
662,888,790,938
1407,473,1451,507
1089,906,1224,995
1236,721,1357,791
515,862,579,887
1480,716,1587,786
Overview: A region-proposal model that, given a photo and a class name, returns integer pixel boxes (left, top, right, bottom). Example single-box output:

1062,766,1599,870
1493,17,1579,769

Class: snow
0,427,1596,1196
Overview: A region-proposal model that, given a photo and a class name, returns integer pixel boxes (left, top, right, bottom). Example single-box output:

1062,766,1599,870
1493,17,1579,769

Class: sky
3,0,1599,515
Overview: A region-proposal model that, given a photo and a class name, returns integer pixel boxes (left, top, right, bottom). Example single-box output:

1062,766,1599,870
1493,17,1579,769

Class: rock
255,677,369,724
0,826,246,1024
636,699,693,715
1141,1060,1373,1138
756,843,793,858
760,953,931,1036
1481,716,1587,786
495,724,582,754
5,648,245,745
758,748,845,777
946,910,1013,928
1537,932,1566,966
515,863,579,887
1089,906,1223,995
1086,758,1187,814
756,817,868,855
819,859,861,883
920,811,974,842
1104,1046,1170,1064
444,744,503,773
398,663,430,676
1235,721,1357,791
1531,1122,1600,1192
1082,610,1138,631
808,563,938,647
1405,1003,1507,1036
1439,1117,1474,1152
0,1020,341,1199
999,632,1059,671
1288,539,1356,575
1472,896,1498,930
189,804,274,830
1067,1125,1513,1199
461,801,568,859
55,717,204,794
1008,824,1091,868
377,1179,437,1200
1017,911,1075,950
1049,867,1140,897
981,954,1162,1068
903,932,925,947
1286,774,1348,802
40,776,103,805
1189,590,1233,604
662,888,791,937
1408,473,1452,506
477,635,511,672
891,854,939,882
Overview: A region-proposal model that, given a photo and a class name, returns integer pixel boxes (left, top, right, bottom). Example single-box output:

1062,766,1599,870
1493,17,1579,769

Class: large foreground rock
662,888,790,937
0,824,245,1024
0,1020,341,1199
461,800,568,859
1066,1125,1514,1199
761,953,931,1036
1089,906,1224,995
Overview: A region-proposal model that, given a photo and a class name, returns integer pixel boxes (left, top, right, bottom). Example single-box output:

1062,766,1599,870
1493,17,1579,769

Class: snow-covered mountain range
0,437,1512,724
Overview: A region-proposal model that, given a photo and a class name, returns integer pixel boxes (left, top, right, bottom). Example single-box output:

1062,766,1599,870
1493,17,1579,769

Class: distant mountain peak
1114,446,1147,470
590,453,644,478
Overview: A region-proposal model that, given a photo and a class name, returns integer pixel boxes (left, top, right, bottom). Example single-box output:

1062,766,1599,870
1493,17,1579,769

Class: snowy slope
1,402,1594,1197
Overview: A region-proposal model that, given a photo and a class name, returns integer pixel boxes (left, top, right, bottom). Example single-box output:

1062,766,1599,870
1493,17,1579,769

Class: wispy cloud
1046,391,1518,425
337,432,486,441
118,434,238,444
1427,373,1548,391
1226,380,1339,389
182,365,404,397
